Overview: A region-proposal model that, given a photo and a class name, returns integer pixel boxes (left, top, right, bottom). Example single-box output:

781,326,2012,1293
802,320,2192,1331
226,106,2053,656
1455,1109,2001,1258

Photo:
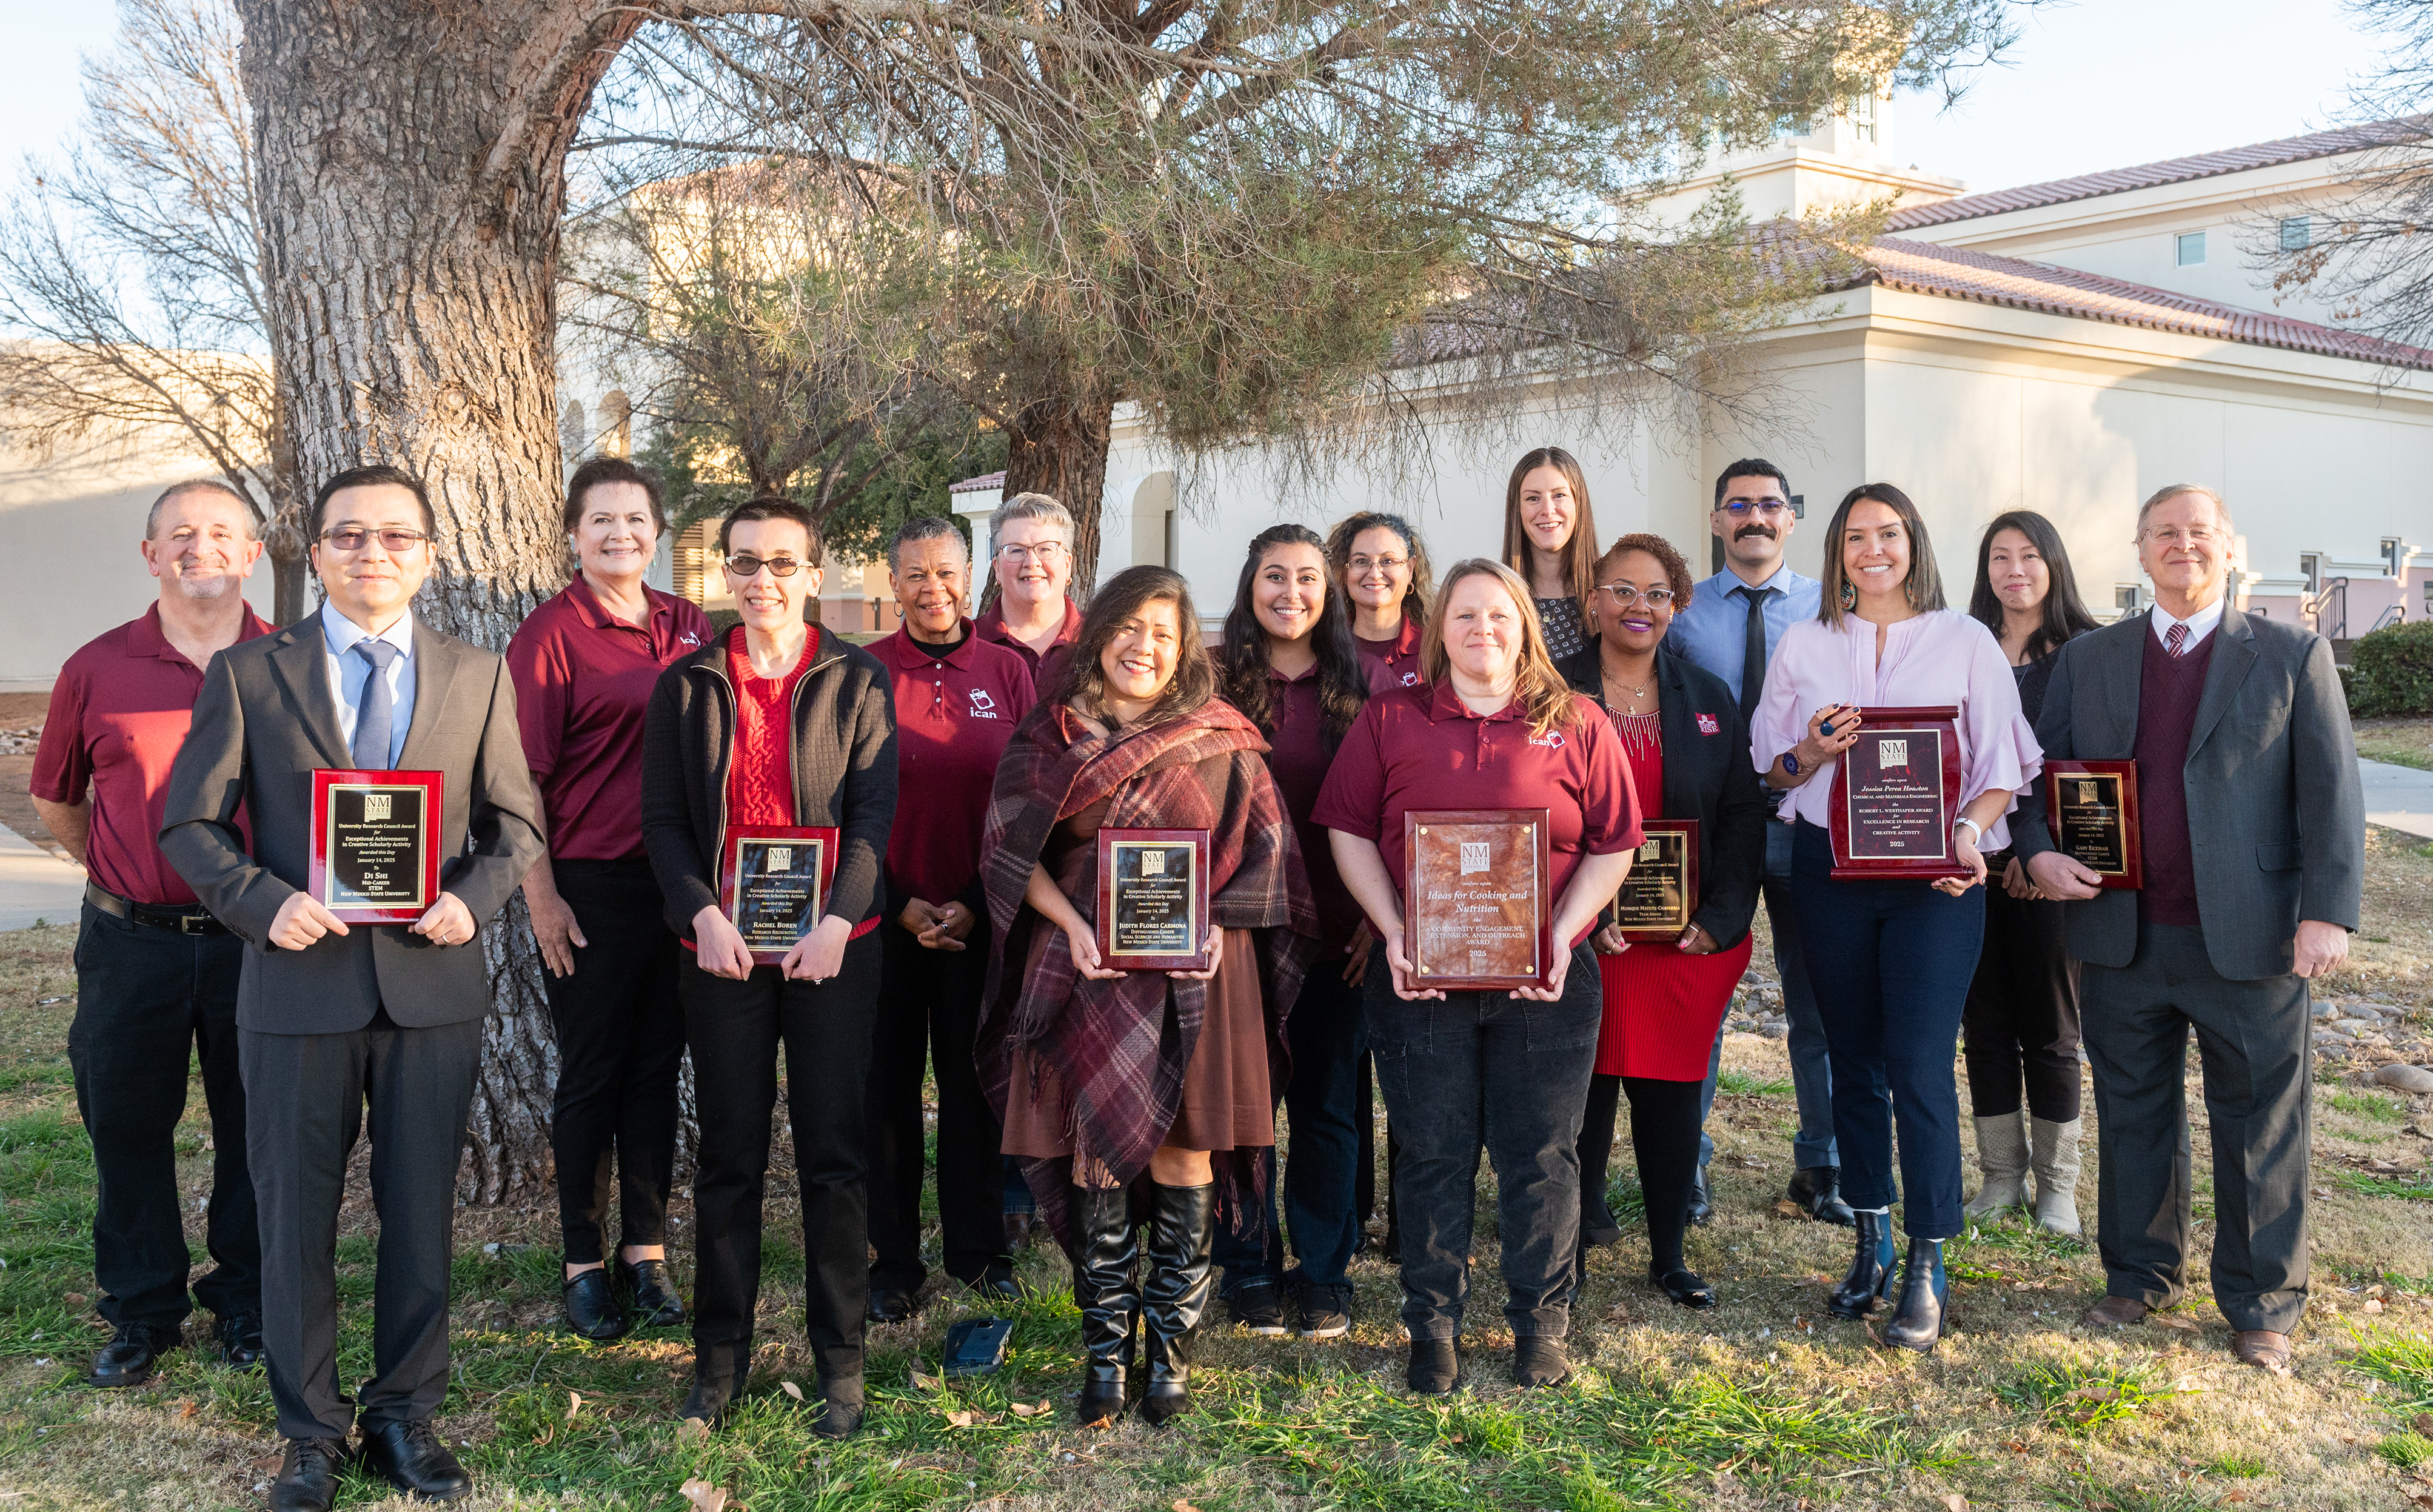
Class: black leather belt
85,881,228,935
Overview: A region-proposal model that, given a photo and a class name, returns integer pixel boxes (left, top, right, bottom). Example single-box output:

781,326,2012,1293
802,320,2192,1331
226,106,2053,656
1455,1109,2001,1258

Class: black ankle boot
1069,1184,1138,1427
1829,1208,1898,1320
1883,1237,1948,1353
1138,1181,1217,1427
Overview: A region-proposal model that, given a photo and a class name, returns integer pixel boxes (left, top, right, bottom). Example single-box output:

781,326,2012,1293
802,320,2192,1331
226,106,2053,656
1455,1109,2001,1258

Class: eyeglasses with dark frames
725,554,807,578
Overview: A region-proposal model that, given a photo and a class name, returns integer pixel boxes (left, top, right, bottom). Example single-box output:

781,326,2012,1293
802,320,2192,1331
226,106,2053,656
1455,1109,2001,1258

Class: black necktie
1736,585,1767,725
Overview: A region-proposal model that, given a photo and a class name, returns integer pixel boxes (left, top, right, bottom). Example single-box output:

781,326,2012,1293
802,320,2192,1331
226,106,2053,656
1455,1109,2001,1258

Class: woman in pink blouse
1752,483,2040,1354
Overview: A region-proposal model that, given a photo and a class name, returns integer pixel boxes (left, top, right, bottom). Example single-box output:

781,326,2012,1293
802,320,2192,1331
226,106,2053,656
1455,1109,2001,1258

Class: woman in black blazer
1556,533,1767,1308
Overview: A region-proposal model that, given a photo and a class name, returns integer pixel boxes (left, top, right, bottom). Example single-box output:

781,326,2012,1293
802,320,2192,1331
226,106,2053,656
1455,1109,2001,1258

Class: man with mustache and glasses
1660,460,1850,1228
32,481,274,1392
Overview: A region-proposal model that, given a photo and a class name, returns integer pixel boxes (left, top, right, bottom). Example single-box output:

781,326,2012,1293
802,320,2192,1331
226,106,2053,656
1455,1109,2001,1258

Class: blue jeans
1368,945,1600,1340
1696,823,1837,1172
1787,823,1985,1240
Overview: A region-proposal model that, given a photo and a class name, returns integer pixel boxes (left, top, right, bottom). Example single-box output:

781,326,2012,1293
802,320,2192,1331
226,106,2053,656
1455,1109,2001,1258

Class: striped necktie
2164,621,2189,658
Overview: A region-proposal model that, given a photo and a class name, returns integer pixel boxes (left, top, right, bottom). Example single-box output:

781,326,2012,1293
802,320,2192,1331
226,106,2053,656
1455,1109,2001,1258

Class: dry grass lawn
2,834,2432,1510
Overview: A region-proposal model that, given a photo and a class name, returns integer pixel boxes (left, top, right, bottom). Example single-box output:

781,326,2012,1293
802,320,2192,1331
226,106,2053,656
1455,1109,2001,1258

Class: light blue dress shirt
319,599,418,768
1662,562,1823,708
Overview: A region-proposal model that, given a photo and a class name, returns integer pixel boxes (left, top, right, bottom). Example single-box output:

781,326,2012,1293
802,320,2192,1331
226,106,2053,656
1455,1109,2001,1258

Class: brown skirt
1002,925,1273,1157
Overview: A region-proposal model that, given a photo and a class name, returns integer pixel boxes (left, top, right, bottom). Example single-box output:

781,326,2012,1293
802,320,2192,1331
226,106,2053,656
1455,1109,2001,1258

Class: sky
0,0,2395,200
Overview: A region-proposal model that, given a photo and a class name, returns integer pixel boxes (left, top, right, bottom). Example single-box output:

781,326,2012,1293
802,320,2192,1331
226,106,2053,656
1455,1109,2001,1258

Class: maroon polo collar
883,620,983,671
1425,677,1522,724
124,601,273,669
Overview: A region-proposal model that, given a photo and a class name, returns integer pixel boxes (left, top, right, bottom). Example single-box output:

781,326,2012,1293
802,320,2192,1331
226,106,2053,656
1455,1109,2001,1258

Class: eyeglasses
1595,583,1676,608
2141,527,2222,548
1718,500,1790,518
320,527,430,552
1345,554,1409,576
997,542,1069,565
726,554,807,578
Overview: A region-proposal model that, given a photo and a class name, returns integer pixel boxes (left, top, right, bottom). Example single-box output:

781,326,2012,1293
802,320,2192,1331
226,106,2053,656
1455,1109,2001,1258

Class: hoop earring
1839,580,1857,612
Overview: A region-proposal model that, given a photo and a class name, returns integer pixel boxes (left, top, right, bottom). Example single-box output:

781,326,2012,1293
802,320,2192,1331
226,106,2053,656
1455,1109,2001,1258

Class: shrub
2350,620,2433,717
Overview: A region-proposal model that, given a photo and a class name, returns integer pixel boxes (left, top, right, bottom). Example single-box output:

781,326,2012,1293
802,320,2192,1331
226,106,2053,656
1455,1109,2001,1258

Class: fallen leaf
1174,1502,1203,1512
2415,1411,2433,1437
62,1293,85,1308
566,1390,583,1421
2368,1299,2386,1313
175,1398,198,1420
2069,1386,2120,1405
1943,1496,1968,1512
1008,1400,1051,1417
910,1370,945,1391
677,1416,711,1446
1772,1200,1805,1219
249,1456,283,1475
2224,1492,2250,1504
780,1379,805,1401
680,1477,732,1512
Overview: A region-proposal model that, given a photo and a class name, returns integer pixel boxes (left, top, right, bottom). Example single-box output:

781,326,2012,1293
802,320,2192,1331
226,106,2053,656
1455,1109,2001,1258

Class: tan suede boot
1964,1111,2030,1218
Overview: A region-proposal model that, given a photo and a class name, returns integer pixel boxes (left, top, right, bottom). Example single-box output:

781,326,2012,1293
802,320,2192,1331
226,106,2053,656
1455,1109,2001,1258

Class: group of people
34,444,2363,1510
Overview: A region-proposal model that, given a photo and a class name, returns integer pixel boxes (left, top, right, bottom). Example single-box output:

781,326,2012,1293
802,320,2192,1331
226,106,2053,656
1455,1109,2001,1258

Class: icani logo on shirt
1398,670,1420,686
1696,712,1720,735
1527,731,1565,749
968,687,999,719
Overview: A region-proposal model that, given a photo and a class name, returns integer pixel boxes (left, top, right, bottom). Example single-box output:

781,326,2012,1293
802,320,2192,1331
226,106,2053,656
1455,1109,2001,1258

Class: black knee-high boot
1139,1182,1217,1427
1069,1185,1138,1426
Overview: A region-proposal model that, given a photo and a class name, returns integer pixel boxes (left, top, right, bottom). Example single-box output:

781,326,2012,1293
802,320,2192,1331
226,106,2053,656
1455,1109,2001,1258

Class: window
2176,231,2207,267
2300,552,2323,593
2387,538,2407,577
2280,216,2313,252
1847,92,1879,146
2115,584,2142,614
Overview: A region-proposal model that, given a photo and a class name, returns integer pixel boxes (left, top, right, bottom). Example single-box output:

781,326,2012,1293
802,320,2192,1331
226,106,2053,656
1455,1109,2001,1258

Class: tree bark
1000,387,1116,602
236,0,648,1202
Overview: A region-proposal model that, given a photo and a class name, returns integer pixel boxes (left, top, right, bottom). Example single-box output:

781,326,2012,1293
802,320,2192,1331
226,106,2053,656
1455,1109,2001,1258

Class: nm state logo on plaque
363,792,392,822
1459,841,1491,874
1878,738,1909,771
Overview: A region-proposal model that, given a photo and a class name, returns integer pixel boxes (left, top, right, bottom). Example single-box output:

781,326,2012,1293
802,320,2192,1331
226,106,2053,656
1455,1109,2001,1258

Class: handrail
2371,603,2406,633
2305,577,2349,639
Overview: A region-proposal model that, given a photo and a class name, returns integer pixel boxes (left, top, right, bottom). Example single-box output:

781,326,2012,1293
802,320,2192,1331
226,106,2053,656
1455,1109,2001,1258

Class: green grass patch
1995,1357,2180,1436
2338,1171,2433,1202
2045,1473,2213,1512
2204,1451,2266,1477
1715,1068,1793,1097
2378,1432,2433,1469
2351,1329,2433,1417
2328,1091,2408,1122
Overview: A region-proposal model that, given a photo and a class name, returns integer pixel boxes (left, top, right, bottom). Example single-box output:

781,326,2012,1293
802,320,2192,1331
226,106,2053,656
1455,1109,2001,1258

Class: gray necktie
352,638,401,769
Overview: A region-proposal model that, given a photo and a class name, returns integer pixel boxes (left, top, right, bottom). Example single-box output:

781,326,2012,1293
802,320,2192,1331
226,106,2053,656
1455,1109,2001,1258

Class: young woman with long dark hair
1959,510,2100,1234
1325,510,1434,689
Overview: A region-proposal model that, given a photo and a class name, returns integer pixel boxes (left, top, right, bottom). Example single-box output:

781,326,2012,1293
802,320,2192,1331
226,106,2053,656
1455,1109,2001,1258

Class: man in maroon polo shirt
865,515,1038,1321
972,492,1083,686
30,480,273,1388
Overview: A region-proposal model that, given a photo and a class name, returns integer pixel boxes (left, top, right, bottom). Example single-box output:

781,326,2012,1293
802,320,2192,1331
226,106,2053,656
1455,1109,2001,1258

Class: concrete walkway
0,823,84,931
2360,757,2433,841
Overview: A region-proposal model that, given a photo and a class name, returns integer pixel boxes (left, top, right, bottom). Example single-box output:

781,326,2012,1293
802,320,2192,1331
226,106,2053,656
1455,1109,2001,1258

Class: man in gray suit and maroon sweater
2017,483,2361,1376
161,466,544,1510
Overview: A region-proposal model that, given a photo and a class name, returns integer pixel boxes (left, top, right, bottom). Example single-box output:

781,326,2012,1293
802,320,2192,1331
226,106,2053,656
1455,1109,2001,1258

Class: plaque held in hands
1827,706,1969,881
1606,818,1700,942
1404,808,1553,991
1095,829,1213,972
2044,759,2142,889
720,825,839,965
309,768,444,923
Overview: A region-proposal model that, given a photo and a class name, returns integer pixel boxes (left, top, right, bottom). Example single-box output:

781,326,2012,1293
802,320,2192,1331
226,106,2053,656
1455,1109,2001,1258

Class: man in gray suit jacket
2017,484,2361,1377
161,466,544,1510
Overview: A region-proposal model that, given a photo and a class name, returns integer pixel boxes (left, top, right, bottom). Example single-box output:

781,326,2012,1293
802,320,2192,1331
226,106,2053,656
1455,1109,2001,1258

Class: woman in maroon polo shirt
1501,447,1602,661
1315,558,1639,1396
507,457,712,1343
1211,524,1380,1340
976,566,1317,1429
1325,510,1434,691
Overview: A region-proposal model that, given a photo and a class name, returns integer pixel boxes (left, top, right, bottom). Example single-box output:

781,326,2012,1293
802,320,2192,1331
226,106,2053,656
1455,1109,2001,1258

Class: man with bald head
2016,484,2362,1376
32,480,274,1390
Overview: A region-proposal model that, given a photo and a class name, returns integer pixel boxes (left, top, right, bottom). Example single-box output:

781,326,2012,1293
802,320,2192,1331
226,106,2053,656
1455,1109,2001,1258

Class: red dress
1592,709,1753,1080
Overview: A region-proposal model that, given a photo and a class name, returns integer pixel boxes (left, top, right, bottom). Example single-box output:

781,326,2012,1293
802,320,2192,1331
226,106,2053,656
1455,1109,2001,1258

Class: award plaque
1404,809,1553,991
720,825,840,965
1606,818,1701,942
1095,828,1213,971
1827,706,1969,880
2044,759,2142,889
309,768,443,923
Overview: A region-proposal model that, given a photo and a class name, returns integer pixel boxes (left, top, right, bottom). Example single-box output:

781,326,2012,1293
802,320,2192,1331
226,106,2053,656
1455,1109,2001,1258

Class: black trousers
543,859,685,1264
241,1013,481,1440
868,917,1009,1294
1961,863,2084,1121
683,932,880,1390
69,901,259,1332
2081,923,2312,1334
1576,1072,1703,1277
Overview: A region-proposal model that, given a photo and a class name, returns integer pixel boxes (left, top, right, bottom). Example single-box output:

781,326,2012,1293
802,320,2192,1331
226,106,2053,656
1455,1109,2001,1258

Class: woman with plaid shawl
977,566,1319,1428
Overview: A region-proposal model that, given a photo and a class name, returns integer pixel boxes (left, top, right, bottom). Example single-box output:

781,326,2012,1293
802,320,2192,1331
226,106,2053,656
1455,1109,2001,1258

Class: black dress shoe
813,1387,865,1439
1579,1197,1625,1249
1786,1166,1856,1226
1407,1338,1459,1394
359,1419,472,1500
267,1436,353,1512
215,1312,265,1369
88,1323,174,1388
1652,1266,1718,1310
1882,1239,1949,1353
1685,1167,1715,1227
561,1268,629,1341
618,1257,686,1328
866,1288,916,1325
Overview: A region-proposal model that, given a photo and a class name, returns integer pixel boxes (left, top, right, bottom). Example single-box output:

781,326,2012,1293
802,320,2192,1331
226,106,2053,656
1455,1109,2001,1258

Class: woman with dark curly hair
1326,511,1434,690
1557,533,1768,1310
977,566,1319,1428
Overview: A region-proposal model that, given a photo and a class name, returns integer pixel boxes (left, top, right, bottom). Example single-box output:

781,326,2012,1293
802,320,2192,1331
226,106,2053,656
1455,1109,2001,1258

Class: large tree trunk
237,0,648,1202
1000,386,1116,601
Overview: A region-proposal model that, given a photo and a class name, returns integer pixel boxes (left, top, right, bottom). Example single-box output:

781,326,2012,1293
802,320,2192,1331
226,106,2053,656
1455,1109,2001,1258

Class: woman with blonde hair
1501,447,1601,661
1316,559,1640,1394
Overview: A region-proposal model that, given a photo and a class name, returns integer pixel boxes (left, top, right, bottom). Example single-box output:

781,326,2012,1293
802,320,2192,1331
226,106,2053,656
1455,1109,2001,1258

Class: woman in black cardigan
1557,533,1768,1308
